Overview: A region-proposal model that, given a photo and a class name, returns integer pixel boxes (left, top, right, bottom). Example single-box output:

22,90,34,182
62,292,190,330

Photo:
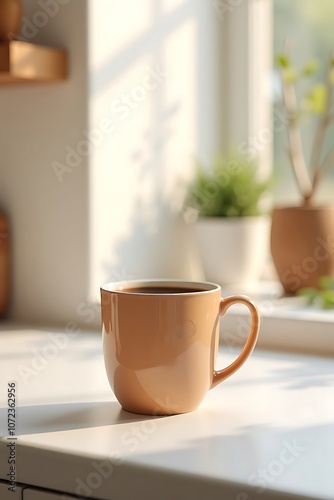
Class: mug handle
211,295,260,389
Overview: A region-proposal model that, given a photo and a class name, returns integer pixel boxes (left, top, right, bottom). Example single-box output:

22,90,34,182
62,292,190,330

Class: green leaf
319,276,334,290
282,68,298,84
276,54,290,68
303,60,318,77
297,287,318,305
321,290,334,309
276,54,290,69
302,84,327,113
298,278,334,309
329,69,334,85
185,154,272,218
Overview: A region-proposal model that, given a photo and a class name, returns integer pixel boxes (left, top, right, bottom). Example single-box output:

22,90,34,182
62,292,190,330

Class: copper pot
0,0,22,41
271,205,334,294
0,212,10,316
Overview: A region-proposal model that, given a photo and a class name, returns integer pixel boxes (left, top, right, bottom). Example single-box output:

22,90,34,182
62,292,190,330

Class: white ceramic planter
195,216,270,286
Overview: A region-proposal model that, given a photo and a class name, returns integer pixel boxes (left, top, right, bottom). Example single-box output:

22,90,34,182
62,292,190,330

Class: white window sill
221,281,334,357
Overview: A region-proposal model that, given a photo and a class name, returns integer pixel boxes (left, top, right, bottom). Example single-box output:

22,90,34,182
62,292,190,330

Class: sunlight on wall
88,0,222,297
163,19,197,205
89,0,153,71
161,0,185,15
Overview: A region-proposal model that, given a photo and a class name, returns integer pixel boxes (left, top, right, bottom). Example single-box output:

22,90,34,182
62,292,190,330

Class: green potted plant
185,153,271,287
271,50,334,294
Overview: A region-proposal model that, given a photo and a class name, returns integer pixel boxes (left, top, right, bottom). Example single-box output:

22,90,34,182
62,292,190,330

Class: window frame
222,0,272,176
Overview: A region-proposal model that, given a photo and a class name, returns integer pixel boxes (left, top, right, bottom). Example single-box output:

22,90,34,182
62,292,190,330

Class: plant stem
281,74,313,201
314,146,334,191
310,55,334,197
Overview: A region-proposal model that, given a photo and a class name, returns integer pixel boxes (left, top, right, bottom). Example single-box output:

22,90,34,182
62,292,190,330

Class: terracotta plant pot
271,205,334,294
0,0,22,41
0,212,10,316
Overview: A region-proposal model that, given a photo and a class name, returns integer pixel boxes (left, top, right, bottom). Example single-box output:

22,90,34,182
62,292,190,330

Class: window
273,0,334,205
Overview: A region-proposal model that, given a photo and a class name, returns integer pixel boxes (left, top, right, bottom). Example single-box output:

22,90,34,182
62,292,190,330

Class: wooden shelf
0,40,67,84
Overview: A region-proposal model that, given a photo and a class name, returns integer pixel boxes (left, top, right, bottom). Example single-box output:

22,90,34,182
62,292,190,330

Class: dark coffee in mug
122,287,201,294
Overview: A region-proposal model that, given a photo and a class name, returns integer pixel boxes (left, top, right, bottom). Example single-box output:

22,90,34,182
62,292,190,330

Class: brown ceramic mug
101,280,260,415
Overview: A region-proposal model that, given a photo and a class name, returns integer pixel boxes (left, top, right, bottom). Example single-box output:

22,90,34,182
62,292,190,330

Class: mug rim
100,279,221,295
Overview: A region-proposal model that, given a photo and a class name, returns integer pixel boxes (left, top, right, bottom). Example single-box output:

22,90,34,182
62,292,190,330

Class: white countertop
0,326,334,500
